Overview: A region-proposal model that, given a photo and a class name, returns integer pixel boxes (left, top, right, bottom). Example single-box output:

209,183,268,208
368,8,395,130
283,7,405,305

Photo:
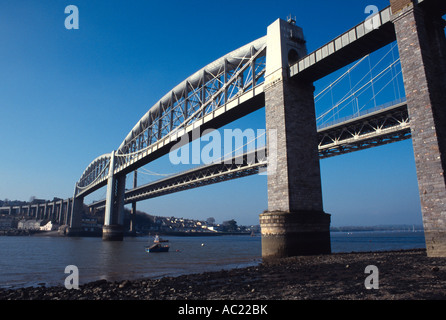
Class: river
0,231,426,289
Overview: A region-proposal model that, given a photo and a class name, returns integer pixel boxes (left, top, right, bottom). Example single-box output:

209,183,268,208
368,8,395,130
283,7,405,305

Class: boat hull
145,244,169,253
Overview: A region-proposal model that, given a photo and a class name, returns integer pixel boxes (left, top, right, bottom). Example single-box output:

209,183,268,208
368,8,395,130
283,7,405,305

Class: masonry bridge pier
67,0,446,259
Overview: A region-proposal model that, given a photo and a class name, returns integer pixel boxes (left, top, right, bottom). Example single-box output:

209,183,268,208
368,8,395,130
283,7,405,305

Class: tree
222,219,238,232
206,217,215,226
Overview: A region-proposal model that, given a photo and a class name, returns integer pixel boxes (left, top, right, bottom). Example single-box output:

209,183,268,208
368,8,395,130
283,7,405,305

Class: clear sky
0,0,424,227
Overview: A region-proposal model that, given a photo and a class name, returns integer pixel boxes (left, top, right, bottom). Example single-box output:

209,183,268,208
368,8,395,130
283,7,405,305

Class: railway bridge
8,0,444,259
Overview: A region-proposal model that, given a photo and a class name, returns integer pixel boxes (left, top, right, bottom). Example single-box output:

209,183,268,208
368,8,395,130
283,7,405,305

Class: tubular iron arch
74,36,267,197
76,153,111,191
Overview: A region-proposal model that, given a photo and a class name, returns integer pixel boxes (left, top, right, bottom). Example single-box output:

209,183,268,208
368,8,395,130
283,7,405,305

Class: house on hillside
18,219,44,230
40,221,58,231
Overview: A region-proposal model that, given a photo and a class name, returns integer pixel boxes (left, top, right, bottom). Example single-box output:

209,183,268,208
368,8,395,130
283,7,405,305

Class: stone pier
260,18,331,259
391,0,446,257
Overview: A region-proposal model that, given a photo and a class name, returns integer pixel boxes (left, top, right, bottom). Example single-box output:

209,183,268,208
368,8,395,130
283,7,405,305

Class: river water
0,231,426,289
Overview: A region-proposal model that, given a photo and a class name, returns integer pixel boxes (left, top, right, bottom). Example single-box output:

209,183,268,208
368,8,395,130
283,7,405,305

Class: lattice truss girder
318,104,410,158
76,37,267,193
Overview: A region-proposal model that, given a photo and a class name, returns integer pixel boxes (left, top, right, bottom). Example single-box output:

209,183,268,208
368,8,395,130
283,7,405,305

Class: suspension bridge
3,0,445,259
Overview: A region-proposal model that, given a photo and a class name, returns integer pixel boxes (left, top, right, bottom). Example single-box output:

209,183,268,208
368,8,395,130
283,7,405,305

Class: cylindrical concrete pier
102,225,124,241
260,211,331,260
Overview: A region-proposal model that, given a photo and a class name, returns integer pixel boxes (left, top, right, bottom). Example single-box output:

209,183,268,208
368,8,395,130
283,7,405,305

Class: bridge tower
260,18,331,259
102,151,126,241
391,0,446,257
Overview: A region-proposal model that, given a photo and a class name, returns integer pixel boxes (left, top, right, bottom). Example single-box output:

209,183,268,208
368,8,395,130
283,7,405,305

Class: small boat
145,243,169,253
153,235,169,243
145,235,170,253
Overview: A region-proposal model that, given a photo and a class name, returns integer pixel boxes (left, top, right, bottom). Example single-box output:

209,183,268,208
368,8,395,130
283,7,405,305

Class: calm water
0,232,426,289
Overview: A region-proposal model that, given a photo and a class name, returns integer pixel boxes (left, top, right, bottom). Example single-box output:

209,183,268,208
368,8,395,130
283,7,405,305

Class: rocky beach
1,249,445,301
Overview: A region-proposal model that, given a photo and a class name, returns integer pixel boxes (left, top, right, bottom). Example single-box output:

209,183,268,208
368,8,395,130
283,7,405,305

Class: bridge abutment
261,18,331,259
391,0,446,257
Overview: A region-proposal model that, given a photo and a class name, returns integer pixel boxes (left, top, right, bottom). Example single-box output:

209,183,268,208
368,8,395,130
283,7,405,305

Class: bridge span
87,98,410,211
63,0,446,259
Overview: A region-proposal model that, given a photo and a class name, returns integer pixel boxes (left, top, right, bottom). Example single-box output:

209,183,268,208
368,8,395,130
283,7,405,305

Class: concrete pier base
102,225,124,241
260,211,331,260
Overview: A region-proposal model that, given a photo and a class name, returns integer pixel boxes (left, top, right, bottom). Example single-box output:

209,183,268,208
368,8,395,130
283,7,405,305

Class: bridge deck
290,0,446,82
318,99,410,158
89,100,411,209
290,7,396,82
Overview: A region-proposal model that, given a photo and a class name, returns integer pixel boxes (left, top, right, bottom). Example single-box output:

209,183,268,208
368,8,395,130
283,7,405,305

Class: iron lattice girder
76,37,267,196
318,101,410,158
116,38,267,157
76,154,111,190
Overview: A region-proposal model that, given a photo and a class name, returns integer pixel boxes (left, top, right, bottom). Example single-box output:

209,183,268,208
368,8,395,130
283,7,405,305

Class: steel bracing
318,99,410,158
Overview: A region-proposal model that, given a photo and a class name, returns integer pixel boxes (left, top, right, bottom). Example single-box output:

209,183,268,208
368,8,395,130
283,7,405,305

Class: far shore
0,229,253,237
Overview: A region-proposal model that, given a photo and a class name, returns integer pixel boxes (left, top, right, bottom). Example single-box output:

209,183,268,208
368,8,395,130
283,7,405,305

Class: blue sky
0,0,423,226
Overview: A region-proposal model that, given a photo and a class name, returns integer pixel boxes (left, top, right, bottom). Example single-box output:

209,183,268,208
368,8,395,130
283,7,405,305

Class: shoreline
0,230,253,237
1,248,445,300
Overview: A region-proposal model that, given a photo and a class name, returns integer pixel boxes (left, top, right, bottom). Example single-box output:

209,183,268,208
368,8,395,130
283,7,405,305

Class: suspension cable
317,58,400,123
